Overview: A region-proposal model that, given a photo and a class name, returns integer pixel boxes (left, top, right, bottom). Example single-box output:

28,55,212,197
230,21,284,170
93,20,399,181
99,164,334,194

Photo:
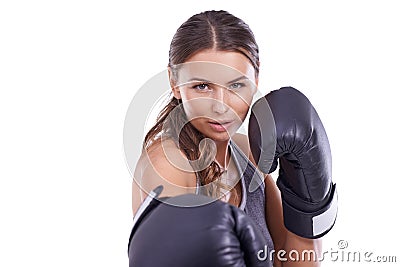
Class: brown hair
144,10,259,198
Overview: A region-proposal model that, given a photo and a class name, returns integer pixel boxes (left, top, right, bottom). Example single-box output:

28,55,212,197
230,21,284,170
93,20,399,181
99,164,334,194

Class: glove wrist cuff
281,183,338,239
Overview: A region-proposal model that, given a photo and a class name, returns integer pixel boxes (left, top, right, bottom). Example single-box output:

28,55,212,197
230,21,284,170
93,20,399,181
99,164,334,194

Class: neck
214,139,230,168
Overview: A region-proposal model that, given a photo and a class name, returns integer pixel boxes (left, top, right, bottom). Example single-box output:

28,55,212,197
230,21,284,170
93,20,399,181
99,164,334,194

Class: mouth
208,120,234,132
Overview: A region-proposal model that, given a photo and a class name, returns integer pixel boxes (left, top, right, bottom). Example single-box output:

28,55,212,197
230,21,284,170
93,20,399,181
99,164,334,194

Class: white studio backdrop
0,0,399,266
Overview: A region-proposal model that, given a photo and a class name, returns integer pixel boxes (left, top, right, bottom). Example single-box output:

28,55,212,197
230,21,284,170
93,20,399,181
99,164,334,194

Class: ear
168,67,181,100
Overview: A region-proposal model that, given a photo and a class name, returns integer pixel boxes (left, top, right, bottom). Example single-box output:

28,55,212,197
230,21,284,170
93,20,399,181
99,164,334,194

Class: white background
1,0,399,266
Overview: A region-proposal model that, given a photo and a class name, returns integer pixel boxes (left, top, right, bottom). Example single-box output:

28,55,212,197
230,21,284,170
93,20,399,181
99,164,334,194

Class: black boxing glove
128,186,273,267
249,87,338,239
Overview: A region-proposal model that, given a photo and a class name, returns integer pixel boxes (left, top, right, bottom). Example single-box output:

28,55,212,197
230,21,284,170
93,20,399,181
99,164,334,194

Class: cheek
228,93,252,118
233,89,255,107
233,103,250,121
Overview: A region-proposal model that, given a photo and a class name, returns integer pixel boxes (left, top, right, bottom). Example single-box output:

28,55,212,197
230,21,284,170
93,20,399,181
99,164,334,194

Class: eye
192,83,210,91
229,82,245,90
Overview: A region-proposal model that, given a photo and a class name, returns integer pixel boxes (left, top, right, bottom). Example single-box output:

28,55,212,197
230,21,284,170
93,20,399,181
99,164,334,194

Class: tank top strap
229,139,265,195
229,140,275,255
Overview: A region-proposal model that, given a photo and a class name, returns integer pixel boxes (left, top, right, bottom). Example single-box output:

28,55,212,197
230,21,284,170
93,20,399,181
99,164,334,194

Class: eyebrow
187,75,248,84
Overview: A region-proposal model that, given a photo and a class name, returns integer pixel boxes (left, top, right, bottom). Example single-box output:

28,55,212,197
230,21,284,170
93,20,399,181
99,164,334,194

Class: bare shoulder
134,138,197,199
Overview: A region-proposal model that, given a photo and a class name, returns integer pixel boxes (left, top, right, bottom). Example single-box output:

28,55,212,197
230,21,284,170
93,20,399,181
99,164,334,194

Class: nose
212,86,229,114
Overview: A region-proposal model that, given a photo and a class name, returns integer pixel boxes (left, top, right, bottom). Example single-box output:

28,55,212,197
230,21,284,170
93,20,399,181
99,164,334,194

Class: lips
209,120,232,125
208,120,234,132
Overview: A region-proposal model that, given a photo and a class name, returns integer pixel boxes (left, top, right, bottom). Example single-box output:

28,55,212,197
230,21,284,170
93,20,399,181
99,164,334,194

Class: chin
204,131,232,143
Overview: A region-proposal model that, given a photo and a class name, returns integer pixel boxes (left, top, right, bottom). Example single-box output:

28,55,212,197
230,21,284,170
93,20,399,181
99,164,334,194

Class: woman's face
171,50,258,142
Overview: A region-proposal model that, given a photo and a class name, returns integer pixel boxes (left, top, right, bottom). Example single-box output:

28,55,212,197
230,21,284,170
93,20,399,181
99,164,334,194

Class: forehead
175,50,256,85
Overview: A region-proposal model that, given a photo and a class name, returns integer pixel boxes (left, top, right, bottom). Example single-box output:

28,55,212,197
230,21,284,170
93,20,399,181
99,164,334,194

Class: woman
132,10,323,266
